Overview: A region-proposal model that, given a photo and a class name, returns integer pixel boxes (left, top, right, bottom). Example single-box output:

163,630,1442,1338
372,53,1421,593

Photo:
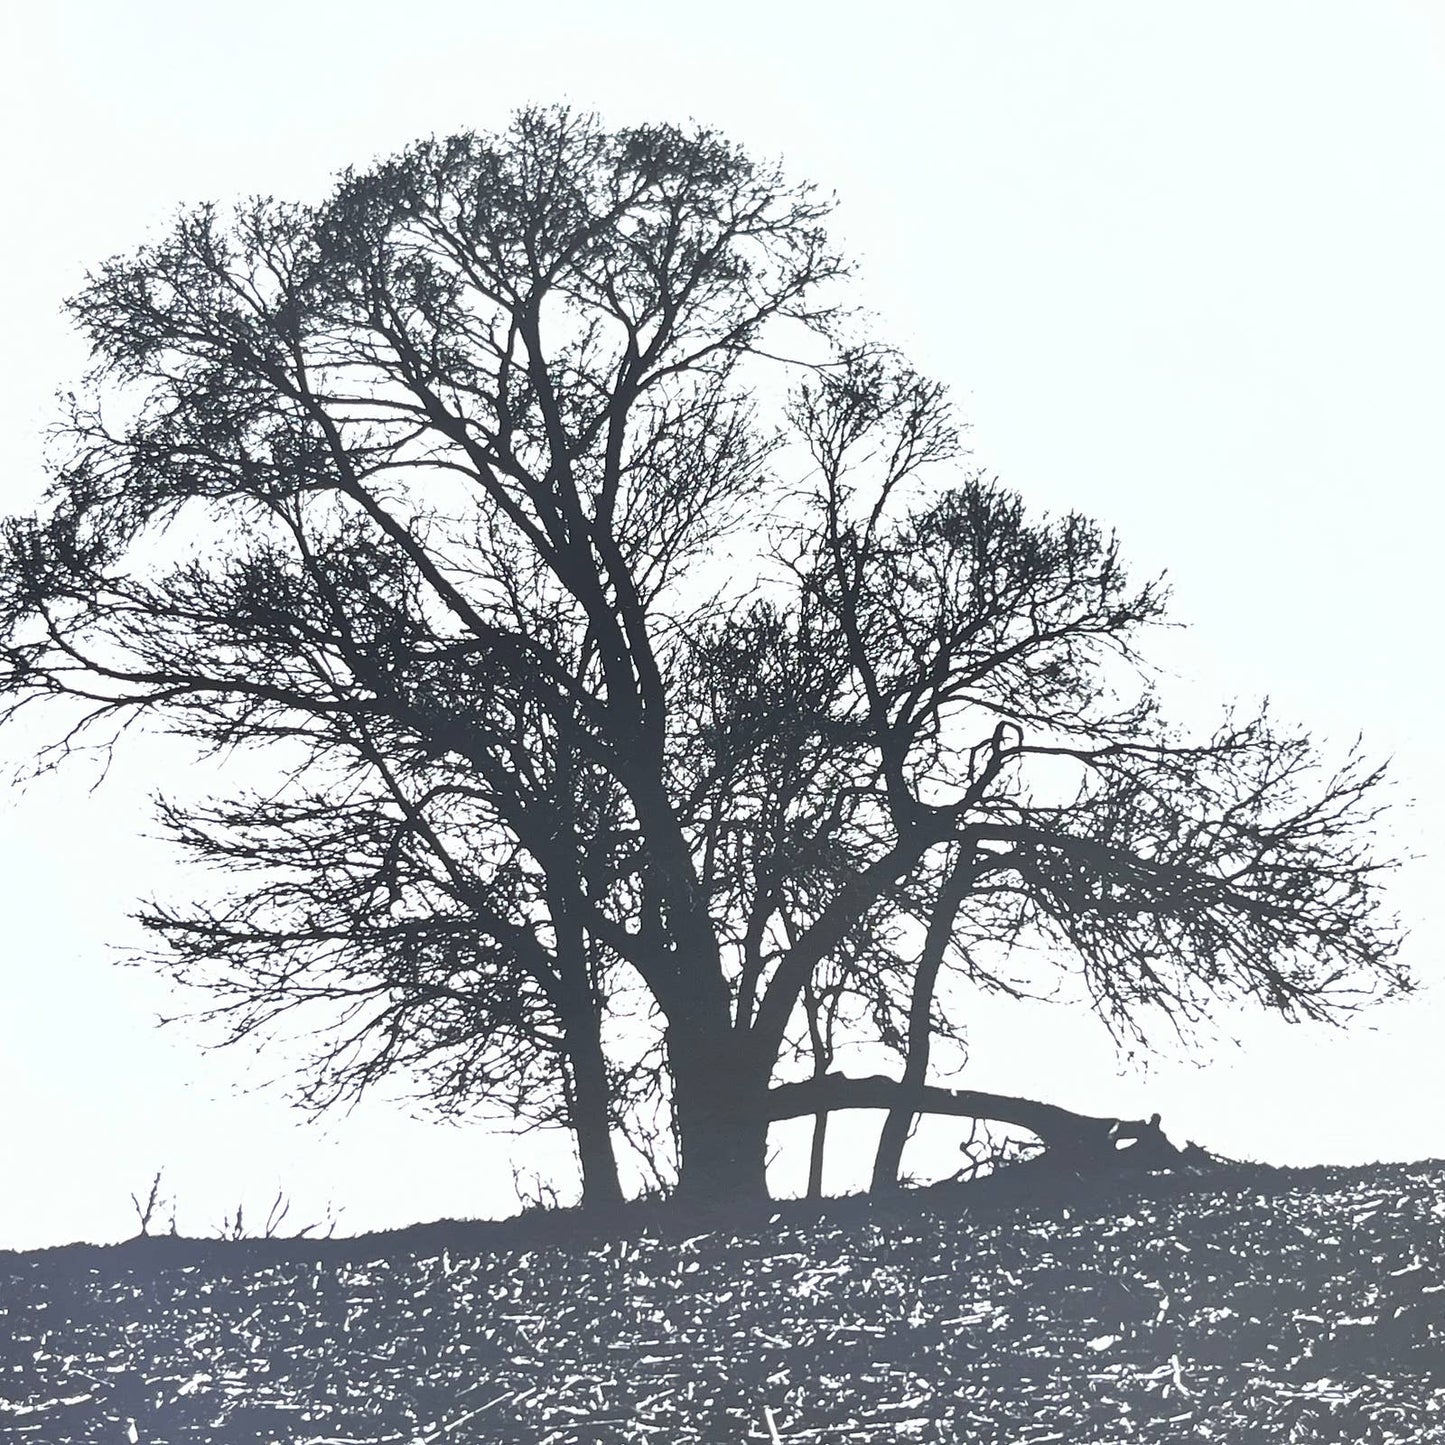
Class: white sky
0,0,1441,1250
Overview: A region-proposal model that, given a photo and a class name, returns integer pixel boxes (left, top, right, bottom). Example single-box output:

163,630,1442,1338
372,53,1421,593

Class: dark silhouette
0,106,1406,1208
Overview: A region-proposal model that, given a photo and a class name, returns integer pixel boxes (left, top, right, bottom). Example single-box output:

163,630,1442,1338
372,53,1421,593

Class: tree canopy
0,107,1406,1206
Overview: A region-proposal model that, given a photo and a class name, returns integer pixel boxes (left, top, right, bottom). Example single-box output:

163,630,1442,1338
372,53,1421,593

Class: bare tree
0,108,1405,1208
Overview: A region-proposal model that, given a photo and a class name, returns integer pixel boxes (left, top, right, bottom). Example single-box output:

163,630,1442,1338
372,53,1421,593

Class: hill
1,1161,1442,1442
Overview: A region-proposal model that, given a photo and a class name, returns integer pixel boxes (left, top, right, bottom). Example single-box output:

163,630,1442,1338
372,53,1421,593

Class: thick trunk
565,1011,625,1210
770,1074,1181,1179
669,1027,771,1205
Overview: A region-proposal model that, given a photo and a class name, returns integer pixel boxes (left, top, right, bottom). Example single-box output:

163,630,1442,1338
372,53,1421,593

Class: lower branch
766,1074,1185,1171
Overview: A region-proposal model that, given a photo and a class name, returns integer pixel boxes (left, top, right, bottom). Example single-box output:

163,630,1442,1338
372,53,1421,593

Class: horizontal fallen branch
764,1075,1181,1164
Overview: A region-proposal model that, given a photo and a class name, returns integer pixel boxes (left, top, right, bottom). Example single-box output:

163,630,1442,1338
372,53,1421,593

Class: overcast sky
1,1,1441,1250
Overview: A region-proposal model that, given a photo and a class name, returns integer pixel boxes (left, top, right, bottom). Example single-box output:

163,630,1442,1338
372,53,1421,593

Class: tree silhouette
0,107,1406,1206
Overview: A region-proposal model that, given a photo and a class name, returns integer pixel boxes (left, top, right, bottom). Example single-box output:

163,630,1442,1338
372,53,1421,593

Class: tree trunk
565,1010,625,1210
872,849,980,1194
807,1108,828,1200
871,1090,916,1194
669,1028,771,1206
801,975,831,1201
870,958,942,1194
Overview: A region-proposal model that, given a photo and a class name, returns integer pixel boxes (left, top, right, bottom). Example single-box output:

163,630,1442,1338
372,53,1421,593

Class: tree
0,107,1406,1208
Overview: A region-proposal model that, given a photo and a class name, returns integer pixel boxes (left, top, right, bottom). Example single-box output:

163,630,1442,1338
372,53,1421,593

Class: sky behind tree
1,0,1441,1249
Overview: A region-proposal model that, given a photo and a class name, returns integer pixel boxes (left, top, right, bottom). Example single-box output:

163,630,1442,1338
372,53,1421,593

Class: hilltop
1,1161,1442,1442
